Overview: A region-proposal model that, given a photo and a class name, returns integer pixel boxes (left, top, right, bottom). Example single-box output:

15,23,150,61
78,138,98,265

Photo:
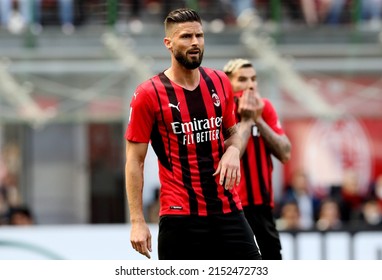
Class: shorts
158,211,262,260
243,205,282,260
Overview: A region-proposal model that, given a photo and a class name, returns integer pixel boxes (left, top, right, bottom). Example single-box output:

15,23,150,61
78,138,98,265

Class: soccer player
223,59,292,259
124,9,261,260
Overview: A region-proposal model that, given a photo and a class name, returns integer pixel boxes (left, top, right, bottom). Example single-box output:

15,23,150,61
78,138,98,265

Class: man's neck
165,64,200,91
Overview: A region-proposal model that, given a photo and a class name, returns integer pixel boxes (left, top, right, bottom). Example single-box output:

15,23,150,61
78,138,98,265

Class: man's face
165,21,204,69
230,66,257,93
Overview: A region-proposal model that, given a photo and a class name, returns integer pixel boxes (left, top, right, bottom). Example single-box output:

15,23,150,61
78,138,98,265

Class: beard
174,49,204,70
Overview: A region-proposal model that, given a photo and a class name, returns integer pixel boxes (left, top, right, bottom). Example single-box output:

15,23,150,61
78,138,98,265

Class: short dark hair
8,206,33,220
164,8,202,32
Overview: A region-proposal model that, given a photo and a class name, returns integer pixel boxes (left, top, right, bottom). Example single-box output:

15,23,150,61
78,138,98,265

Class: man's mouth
188,49,200,56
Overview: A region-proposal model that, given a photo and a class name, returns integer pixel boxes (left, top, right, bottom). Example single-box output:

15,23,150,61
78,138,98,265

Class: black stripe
254,136,270,205
150,79,172,171
212,69,228,101
199,68,238,213
199,68,224,154
242,150,255,205
183,84,222,215
158,73,198,215
266,152,273,202
150,121,172,171
236,100,254,206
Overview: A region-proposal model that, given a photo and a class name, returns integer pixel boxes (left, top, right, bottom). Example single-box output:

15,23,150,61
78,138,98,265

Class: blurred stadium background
0,0,382,259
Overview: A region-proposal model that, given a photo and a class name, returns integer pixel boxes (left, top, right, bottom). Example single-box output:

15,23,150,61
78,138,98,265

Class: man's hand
238,89,264,122
130,221,152,259
252,91,264,122
213,145,241,190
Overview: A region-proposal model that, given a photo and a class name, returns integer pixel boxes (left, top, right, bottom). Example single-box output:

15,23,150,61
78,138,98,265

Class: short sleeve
221,74,237,130
125,85,155,143
262,98,285,135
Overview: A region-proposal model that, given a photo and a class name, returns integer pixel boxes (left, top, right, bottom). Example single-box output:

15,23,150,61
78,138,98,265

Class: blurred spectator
228,0,256,20
284,0,346,26
8,206,35,225
0,0,75,34
279,170,321,229
0,172,20,208
358,199,382,227
316,198,342,231
301,0,346,25
276,201,302,230
35,0,75,34
58,0,75,34
0,143,21,223
300,0,320,25
193,0,234,26
0,0,26,34
0,188,9,222
0,172,20,220
368,174,382,209
329,169,365,223
361,0,382,30
160,0,187,21
323,0,347,24
129,0,141,18
283,0,304,23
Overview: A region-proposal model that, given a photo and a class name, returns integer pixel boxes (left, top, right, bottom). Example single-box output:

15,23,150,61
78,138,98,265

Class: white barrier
0,224,157,260
0,224,381,260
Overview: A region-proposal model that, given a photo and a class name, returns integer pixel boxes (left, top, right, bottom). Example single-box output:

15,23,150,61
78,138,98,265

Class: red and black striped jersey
125,67,242,216
235,98,285,208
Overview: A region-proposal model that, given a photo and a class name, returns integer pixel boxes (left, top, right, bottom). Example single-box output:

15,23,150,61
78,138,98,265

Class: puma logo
133,92,139,99
168,102,180,112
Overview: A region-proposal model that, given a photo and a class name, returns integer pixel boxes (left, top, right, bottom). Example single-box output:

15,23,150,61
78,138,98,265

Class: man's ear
164,37,172,50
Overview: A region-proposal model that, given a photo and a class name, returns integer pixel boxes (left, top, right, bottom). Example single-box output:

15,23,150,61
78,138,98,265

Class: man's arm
125,140,152,259
255,117,291,163
237,119,254,157
236,89,262,157
238,92,291,163
214,125,241,190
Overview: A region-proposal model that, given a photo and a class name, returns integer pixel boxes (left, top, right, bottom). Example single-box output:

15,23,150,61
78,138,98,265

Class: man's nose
191,35,199,45
248,80,257,90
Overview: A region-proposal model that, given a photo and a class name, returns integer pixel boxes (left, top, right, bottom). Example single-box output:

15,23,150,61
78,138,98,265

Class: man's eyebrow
180,30,204,35
238,75,249,79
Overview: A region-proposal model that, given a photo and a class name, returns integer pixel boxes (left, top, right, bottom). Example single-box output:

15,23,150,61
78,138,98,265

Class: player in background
224,58,291,259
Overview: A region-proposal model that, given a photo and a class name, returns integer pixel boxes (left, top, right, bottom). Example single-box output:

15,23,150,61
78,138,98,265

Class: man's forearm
256,118,291,163
237,119,255,157
125,162,146,223
224,124,242,152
